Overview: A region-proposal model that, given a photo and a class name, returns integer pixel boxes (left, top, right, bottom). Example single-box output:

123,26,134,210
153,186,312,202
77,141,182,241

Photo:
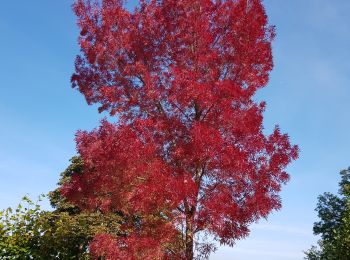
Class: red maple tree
62,0,299,259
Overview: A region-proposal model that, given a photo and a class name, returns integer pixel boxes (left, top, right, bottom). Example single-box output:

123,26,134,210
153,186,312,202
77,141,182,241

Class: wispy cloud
227,247,303,259
250,223,312,236
213,240,306,260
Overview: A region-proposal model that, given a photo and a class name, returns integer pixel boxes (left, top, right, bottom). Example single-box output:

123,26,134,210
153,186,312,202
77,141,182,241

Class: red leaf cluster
63,0,299,259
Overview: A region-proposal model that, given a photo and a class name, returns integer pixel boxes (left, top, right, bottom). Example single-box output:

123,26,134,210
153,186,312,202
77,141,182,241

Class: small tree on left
0,196,43,258
0,156,123,259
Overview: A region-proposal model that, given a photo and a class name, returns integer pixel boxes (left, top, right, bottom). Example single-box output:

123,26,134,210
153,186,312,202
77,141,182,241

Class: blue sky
0,1,349,259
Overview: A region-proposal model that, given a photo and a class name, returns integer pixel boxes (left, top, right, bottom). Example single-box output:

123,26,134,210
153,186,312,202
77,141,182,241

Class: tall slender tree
63,0,298,259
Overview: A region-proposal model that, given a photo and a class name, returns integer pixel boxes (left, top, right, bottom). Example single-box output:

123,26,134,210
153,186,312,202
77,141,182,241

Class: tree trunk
185,212,194,260
185,237,194,260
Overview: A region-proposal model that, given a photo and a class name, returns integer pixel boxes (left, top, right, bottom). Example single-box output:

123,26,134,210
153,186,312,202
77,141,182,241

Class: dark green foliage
305,168,350,260
0,157,122,259
48,156,83,214
313,192,346,241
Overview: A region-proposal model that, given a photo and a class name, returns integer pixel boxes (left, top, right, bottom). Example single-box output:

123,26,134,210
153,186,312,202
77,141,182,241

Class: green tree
48,156,84,214
0,196,43,258
305,168,350,260
0,157,123,259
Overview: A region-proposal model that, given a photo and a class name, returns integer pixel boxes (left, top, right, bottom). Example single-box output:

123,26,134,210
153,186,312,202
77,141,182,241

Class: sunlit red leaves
90,217,180,260
71,0,276,121
65,0,299,259
62,120,183,214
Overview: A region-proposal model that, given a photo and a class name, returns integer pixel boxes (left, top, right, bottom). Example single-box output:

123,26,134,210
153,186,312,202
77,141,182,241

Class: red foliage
63,0,298,259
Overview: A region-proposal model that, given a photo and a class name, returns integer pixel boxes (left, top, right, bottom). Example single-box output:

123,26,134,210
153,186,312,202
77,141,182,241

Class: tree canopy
62,0,298,259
